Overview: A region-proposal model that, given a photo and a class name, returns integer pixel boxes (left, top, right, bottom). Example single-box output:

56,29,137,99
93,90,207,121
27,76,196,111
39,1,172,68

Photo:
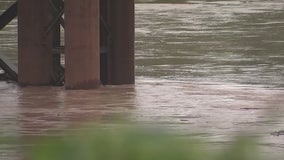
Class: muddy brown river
0,0,284,159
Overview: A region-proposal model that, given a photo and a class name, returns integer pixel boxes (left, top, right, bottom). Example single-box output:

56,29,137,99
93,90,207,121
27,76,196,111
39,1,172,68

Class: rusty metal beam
65,0,100,89
18,0,54,85
49,0,65,28
52,16,63,85
0,53,18,81
0,1,17,30
45,8,64,35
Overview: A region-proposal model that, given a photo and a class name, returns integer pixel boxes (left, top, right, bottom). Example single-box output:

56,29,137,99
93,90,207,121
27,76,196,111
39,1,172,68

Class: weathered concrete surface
65,0,100,89
109,0,135,85
18,0,54,85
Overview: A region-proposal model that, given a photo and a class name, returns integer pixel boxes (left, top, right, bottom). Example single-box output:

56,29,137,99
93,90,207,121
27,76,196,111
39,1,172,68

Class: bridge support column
18,0,54,85
65,0,100,89
108,0,135,85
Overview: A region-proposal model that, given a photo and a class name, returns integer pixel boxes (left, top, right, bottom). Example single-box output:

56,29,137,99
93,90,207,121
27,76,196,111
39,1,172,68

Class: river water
0,0,284,159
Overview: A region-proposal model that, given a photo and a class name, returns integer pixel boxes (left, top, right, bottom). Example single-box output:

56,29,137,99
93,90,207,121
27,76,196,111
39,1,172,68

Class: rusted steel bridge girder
0,1,17,30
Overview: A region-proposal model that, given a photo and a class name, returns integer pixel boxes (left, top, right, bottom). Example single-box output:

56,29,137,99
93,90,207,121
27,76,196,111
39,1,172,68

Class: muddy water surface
1,0,284,160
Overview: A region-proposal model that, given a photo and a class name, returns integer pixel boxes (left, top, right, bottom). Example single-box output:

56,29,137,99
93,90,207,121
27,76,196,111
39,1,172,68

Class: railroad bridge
0,0,135,89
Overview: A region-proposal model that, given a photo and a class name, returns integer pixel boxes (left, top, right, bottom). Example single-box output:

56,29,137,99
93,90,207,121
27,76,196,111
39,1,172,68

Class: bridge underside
0,0,135,89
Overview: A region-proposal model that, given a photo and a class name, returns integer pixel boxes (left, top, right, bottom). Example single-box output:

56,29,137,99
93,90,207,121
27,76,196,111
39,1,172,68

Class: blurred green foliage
27,124,260,160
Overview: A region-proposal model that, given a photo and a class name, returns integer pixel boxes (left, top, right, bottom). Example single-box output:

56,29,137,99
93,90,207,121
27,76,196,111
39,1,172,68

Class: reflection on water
1,0,284,160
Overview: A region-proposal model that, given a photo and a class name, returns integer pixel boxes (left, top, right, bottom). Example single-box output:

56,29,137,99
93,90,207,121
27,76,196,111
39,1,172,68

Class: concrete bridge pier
18,0,55,85
65,0,100,89
64,0,135,88
100,0,135,85
109,0,135,85
14,0,135,89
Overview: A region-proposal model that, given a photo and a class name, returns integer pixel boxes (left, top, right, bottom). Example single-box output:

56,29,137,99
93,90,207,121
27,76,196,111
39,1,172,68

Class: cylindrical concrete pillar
65,0,100,89
18,0,54,85
100,0,111,85
109,0,135,85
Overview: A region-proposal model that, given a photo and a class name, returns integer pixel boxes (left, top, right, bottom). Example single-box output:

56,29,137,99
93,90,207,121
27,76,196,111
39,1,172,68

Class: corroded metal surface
0,53,17,81
0,1,17,30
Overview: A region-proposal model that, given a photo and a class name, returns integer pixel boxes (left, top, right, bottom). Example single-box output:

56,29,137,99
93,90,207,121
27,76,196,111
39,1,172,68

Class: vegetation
28,124,261,160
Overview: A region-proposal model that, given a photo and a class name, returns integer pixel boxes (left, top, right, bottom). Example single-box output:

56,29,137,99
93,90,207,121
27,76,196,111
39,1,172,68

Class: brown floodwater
1,0,284,160
0,80,284,159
